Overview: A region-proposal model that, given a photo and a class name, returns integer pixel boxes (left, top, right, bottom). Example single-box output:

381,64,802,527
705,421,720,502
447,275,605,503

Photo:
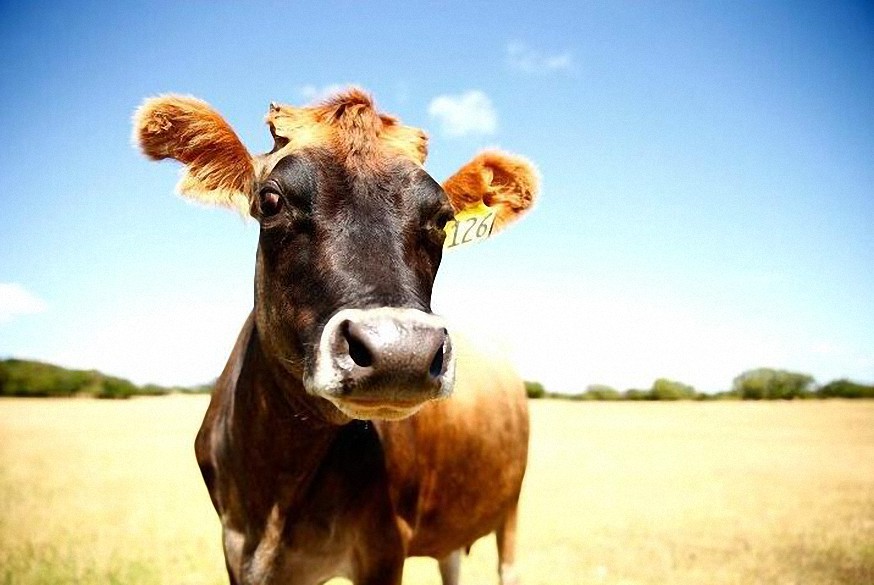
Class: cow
134,88,538,585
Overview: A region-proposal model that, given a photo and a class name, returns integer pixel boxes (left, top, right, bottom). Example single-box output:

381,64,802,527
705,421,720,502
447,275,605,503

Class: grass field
1,397,872,585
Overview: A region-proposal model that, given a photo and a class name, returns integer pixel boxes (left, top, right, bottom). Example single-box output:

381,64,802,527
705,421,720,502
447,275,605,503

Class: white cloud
427,90,497,137
506,42,572,73
298,83,354,103
0,283,47,323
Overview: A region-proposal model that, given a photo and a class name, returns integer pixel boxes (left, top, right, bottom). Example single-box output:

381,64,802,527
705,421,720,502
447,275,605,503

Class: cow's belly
408,434,525,559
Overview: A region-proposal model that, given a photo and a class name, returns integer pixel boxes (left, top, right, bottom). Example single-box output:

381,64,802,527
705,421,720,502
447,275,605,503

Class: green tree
0,359,162,398
623,388,649,401
524,380,545,399
648,378,697,400
0,359,91,397
95,375,138,399
583,384,621,401
732,368,815,400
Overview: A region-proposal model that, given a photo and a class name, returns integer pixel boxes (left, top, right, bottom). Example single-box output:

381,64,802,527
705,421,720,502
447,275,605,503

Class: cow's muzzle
305,308,456,420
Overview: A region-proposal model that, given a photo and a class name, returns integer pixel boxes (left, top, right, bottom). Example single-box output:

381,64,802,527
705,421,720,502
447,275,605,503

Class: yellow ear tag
443,201,497,249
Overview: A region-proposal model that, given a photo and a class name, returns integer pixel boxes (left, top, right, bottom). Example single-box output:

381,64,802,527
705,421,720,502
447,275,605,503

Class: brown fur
133,95,254,213
264,88,428,174
442,151,539,233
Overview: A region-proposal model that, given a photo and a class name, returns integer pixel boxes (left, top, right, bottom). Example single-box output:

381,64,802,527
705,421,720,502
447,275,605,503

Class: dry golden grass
1,397,872,584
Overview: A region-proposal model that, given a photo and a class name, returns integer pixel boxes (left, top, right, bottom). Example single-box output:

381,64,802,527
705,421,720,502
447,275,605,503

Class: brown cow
134,88,537,585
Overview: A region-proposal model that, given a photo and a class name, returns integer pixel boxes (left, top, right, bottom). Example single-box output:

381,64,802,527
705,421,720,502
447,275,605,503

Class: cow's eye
259,189,283,218
434,208,454,230
423,209,453,247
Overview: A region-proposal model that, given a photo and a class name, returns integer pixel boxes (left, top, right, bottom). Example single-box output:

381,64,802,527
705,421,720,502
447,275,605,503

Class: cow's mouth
327,396,430,421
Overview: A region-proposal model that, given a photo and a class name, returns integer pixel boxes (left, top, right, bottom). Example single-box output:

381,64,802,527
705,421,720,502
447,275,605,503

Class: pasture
1,397,872,584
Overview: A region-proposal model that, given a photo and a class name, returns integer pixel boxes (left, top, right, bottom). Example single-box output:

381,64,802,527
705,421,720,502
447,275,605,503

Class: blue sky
1,1,872,393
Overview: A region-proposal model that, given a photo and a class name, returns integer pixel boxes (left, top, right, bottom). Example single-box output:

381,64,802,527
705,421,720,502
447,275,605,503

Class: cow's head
134,88,537,422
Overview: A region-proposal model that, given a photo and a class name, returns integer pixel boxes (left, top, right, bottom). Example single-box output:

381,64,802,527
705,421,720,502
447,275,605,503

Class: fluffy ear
442,150,539,233
133,95,254,213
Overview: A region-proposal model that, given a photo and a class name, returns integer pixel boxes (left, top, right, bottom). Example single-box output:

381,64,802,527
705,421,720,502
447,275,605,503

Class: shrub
817,379,874,399
525,381,546,399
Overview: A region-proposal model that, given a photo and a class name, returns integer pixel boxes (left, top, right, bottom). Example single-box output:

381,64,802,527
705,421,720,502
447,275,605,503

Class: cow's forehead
256,88,428,179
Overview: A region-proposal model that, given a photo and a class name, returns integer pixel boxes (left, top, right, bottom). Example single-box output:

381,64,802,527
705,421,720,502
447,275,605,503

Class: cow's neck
226,317,346,516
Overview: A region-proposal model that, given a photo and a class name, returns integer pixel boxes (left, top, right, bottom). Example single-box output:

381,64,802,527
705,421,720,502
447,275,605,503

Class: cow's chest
237,422,405,583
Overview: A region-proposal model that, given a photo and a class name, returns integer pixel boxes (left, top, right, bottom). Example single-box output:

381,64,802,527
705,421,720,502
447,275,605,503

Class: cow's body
135,88,537,584
196,314,528,584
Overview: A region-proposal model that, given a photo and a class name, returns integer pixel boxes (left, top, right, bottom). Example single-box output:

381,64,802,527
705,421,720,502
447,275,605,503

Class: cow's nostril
341,320,374,368
429,344,444,379
428,329,448,379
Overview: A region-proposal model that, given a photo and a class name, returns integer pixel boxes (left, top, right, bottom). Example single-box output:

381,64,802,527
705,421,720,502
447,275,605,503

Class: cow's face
252,147,455,420
135,89,537,422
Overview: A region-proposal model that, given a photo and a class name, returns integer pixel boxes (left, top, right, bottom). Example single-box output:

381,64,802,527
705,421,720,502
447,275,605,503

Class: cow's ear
133,95,254,214
442,150,539,233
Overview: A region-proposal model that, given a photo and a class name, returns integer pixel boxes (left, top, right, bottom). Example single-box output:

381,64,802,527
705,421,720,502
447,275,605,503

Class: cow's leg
496,503,521,585
354,551,404,585
438,549,462,585
356,564,403,585
222,528,245,584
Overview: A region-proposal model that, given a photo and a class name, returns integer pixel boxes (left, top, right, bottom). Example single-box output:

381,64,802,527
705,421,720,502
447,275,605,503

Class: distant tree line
0,359,213,399
525,368,874,401
3,359,870,402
